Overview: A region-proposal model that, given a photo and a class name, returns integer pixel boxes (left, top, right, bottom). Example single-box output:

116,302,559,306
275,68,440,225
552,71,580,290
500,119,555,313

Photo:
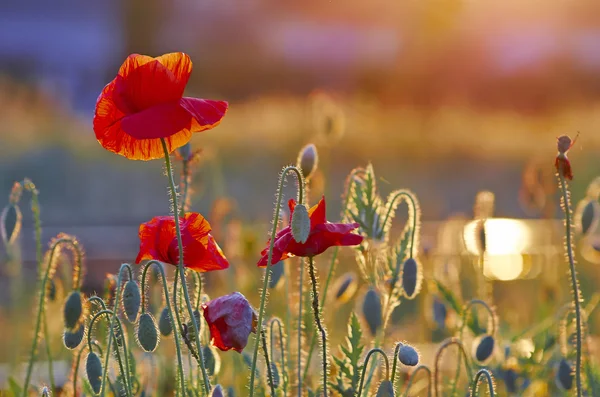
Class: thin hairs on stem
434,338,473,397
261,329,277,396
357,348,390,397
399,365,432,397
307,256,329,396
269,318,289,394
469,369,496,397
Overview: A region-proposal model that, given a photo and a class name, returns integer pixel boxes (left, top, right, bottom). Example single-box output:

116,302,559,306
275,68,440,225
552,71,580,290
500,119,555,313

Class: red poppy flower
94,52,228,161
202,292,257,353
555,134,577,180
135,212,229,272
257,197,363,267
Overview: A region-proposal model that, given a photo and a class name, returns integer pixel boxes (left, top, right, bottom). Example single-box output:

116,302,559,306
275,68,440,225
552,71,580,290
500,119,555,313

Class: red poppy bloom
135,212,229,272
94,52,228,161
202,292,257,353
257,197,363,267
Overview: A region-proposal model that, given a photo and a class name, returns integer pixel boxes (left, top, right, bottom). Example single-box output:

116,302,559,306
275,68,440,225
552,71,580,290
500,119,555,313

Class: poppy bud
269,261,285,289
211,385,225,397
41,386,51,396
576,199,599,236
504,368,518,394
158,307,172,337
361,287,382,336
63,291,83,330
203,292,257,352
555,358,573,391
398,343,419,366
557,135,572,154
270,363,280,389
136,313,159,352
86,352,103,394
203,345,221,376
178,143,192,161
297,143,319,180
122,281,141,323
334,272,358,304
474,335,495,363
376,380,395,397
291,203,310,244
63,323,86,350
402,258,421,299
432,297,447,330
47,279,57,302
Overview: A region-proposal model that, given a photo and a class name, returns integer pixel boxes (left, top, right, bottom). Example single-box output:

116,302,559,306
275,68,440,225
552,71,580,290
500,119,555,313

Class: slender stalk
469,369,495,397
270,318,288,393
161,139,211,394
261,329,277,396
297,260,305,397
357,348,390,397
87,308,132,397
100,263,132,396
22,237,79,396
249,165,305,397
283,261,293,391
380,190,419,258
434,338,472,397
558,171,583,397
307,257,328,396
400,365,432,397
141,260,186,395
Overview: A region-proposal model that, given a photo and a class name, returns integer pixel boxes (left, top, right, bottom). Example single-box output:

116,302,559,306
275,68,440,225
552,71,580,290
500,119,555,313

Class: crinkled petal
135,216,175,264
257,231,294,267
308,196,327,228
181,98,228,132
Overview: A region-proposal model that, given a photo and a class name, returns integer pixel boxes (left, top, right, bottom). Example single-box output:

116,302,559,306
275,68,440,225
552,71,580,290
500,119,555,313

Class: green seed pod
376,380,395,397
291,203,310,244
63,291,83,330
556,358,573,391
361,287,382,336
270,362,280,389
297,143,319,180
211,385,225,397
202,345,221,377
475,335,495,363
401,257,421,299
136,313,159,352
269,261,285,289
122,281,141,323
63,323,85,350
86,352,103,395
398,344,419,366
158,307,173,337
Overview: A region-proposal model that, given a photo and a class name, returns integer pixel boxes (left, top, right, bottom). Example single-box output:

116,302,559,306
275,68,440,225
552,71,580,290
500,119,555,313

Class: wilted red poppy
257,197,363,267
135,212,229,272
94,52,228,161
202,292,257,353
555,134,577,180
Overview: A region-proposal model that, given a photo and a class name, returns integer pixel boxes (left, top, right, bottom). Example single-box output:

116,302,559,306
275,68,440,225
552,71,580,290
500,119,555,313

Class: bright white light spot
483,254,524,281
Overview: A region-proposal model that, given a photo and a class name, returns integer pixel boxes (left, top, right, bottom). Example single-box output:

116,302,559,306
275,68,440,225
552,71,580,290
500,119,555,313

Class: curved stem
270,318,288,393
558,172,583,397
249,165,305,397
469,369,495,397
401,365,432,397
261,329,276,396
297,260,305,397
434,338,472,397
391,342,402,384
161,138,211,394
357,348,390,397
307,257,328,396
381,190,419,258
140,260,186,395
100,263,131,396
22,237,79,396
73,340,103,395
87,309,131,397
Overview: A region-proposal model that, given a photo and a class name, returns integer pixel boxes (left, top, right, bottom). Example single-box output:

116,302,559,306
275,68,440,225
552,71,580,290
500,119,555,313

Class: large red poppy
202,292,257,353
135,212,229,272
257,197,363,267
94,52,228,161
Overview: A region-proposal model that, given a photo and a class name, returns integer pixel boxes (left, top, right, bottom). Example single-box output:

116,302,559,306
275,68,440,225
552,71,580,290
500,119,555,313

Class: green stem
180,157,191,217
270,318,288,393
297,260,305,397
87,308,132,397
401,365,432,397
141,260,186,395
381,190,419,258
249,165,305,397
307,257,328,396
558,172,583,397
261,329,277,396
21,237,78,397
469,369,495,397
284,261,293,391
357,348,390,397
161,138,211,394
434,338,472,397
73,341,103,395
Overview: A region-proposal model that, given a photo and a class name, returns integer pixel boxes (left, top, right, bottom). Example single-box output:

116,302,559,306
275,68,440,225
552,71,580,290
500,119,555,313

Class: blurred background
1,0,600,392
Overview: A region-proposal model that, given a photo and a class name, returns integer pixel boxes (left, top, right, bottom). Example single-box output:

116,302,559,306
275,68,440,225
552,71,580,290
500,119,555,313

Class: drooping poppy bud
63,323,86,350
474,335,495,363
202,345,221,376
376,380,395,397
158,307,173,337
398,343,419,366
361,287,382,336
136,313,159,352
86,352,103,394
63,291,83,330
555,358,573,391
122,281,141,323
432,297,447,330
270,363,280,389
333,272,358,304
401,257,422,299
202,292,257,352
211,385,225,397
297,143,319,180
268,261,285,289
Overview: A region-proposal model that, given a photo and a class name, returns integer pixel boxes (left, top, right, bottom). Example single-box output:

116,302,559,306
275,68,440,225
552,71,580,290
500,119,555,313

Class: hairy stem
558,171,583,397
400,365,432,397
270,318,288,394
357,348,390,397
469,369,495,397
161,138,211,394
307,257,328,396
261,329,277,396
434,338,472,397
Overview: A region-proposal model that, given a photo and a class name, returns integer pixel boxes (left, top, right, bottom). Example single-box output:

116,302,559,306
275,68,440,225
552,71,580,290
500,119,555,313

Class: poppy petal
308,197,327,228
180,98,228,132
257,231,294,267
135,216,176,264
